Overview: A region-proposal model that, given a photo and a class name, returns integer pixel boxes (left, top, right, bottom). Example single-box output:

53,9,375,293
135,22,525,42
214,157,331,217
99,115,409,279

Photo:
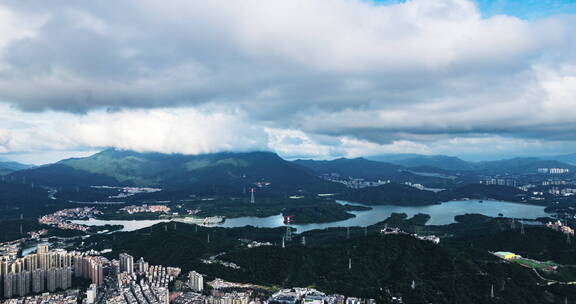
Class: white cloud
0,104,269,161
0,0,575,161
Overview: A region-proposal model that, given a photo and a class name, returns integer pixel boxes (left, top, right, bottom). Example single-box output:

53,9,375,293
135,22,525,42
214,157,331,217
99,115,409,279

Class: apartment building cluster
73,254,109,287
98,253,179,304
1,289,81,304
268,288,375,304
1,243,183,304
174,291,251,304
0,245,73,299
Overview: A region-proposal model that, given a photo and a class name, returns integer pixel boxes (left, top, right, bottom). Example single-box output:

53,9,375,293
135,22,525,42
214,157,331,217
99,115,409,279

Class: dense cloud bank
0,0,575,161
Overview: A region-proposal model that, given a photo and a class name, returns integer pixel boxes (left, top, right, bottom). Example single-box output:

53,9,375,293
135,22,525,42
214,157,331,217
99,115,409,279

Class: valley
1,149,576,303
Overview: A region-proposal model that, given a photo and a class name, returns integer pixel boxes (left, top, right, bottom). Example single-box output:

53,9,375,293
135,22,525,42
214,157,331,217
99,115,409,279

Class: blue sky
374,0,576,19
476,0,576,18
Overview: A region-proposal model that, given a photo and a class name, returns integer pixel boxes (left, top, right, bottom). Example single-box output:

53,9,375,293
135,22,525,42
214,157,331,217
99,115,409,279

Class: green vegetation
87,224,123,233
338,183,440,205
512,258,558,271
338,183,530,206
438,184,527,203
221,235,553,303
193,202,285,218
0,161,33,176
79,222,286,272
96,212,168,221
545,266,576,283
371,154,475,171
0,218,44,242
282,202,371,224
73,212,576,303
11,150,343,197
181,198,370,223
294,158,402,180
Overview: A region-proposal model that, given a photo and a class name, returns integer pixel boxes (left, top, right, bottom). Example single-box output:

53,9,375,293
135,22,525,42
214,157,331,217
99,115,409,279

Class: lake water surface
72,199,548,233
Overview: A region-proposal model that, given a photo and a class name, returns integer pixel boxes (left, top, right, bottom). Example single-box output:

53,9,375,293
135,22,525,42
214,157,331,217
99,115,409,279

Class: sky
0,0,576,164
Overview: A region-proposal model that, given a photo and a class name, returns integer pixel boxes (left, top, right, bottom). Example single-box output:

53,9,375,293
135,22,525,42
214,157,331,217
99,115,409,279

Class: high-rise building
73,255,84,278
3,273,13,299
89,261,104,287
36,244,49,255
86,283,97,304
119,253,134,274
46,268,57,292
188,271,204,292
135,257,148,273
0,258,8,298
31,269,44,293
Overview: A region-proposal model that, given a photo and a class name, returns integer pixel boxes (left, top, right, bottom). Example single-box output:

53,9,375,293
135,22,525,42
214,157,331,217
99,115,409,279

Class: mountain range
2,149,575,200
7,149,341,194
293,158,403,179
365,154,576,173
367,154,475,171
540,153,576,165
0,161,34,176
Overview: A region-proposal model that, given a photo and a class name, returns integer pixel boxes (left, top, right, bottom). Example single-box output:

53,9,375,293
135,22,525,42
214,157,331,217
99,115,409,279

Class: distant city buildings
120,204,171,214
26,229,48,239
380,227,440,244
546,220,575,235
321,173,390,189
246,241,273,248
268,288,375,304
480,178,517,187
538,168,570,174
90,186,162,199
39,207,102,231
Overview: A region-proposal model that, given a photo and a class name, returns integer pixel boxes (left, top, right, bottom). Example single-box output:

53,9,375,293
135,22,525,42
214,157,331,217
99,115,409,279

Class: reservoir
72,199,548,233
221,199,547,232
71,218,170,232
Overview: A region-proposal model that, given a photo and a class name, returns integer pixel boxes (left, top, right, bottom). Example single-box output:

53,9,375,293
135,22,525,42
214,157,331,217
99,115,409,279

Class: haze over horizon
1,0,576,164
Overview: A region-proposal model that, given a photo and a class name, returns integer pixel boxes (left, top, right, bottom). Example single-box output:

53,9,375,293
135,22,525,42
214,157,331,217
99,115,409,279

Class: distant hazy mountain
293,157,403,179
338,183,440,205
368,154,575,174
539,153,576,165
367,154,475,171
8,149,339,193
474,157,575,174
0,161,34,176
